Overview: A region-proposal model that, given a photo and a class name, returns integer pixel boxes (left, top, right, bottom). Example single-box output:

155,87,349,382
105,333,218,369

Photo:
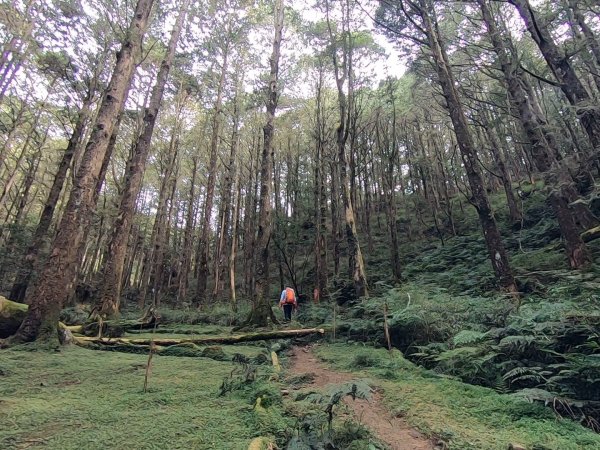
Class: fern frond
452,330,488,347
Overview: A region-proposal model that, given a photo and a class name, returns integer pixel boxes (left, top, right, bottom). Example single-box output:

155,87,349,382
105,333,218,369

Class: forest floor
0,342,281,449
288,345,433,450
2,328,600,449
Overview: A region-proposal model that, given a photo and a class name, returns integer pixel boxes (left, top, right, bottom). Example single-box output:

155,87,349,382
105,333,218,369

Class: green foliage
451,330,488,347
298,265,600,429
510,246,568,272
59,305,91,325
287,380,378,449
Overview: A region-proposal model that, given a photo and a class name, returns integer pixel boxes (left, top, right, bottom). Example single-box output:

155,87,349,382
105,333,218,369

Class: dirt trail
288,345,434,450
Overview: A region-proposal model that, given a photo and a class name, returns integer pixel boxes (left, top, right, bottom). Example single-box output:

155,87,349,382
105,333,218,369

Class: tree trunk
418,0,517,293
9,95,93,302
229,172,241,311
0,296,28,338
77,327,326,348
325,0,368,298
481,112,522,225
9,0,155,344
329,159,341,277
380,104,402,281
176,155,199,304
244,0,284,327
197,42,230,302
509,0,600,159
213,85,241,300
313,64,328,302
98,3,186,317
137,102,184,308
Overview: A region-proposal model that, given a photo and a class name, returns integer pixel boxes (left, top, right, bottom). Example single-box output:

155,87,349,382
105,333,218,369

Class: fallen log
581,226,600,243
0,296,28,338
76,327,326,347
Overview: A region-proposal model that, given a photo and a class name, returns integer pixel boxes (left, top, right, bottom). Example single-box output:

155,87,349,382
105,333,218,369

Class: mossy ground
0,341,284,450
314,344,600,450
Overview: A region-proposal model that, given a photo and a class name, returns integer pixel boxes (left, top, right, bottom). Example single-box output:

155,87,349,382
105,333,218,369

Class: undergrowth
303,184,600,433
314,344,600,450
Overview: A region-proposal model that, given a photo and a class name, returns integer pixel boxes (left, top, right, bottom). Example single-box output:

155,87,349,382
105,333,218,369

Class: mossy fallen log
581,226,600,243
74,338,252,362
0,296,28,338
77,327,326,347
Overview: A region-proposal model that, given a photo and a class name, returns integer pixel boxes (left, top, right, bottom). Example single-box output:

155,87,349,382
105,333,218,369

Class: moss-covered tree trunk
325,0,368,298
9,0,155,344
9,83,94,303
0,296,28,338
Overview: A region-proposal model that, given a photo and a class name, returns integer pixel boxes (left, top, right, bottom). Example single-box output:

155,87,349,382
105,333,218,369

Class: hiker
279,286,297,322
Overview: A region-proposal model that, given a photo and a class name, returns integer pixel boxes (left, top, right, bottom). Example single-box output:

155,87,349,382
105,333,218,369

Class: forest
0,0,599,448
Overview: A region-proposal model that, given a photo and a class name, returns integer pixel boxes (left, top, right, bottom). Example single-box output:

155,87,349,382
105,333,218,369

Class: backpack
284,287,295,304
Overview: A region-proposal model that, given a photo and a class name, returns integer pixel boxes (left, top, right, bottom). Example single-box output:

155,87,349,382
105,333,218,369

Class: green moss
0,346,284,449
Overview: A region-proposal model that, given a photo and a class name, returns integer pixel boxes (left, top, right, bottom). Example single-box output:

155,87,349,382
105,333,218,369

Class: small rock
281,389,289,396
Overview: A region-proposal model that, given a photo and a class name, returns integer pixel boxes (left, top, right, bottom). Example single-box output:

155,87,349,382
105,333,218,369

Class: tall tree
312,59,329,301
97,2,187,317
9,0,155,343
325,0,368,298
9,68,101,302
377,0,518,294
243,0,284,326
196,29,231,302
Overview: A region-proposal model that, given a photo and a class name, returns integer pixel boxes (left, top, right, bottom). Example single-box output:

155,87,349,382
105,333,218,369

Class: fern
452,330,488,347
434,346,483,362
324,380,373,402
511,388,556,405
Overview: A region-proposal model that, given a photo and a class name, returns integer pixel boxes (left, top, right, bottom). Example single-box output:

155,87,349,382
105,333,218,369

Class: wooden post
332,303,337,342
383,301,392,352
144,340,155,393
